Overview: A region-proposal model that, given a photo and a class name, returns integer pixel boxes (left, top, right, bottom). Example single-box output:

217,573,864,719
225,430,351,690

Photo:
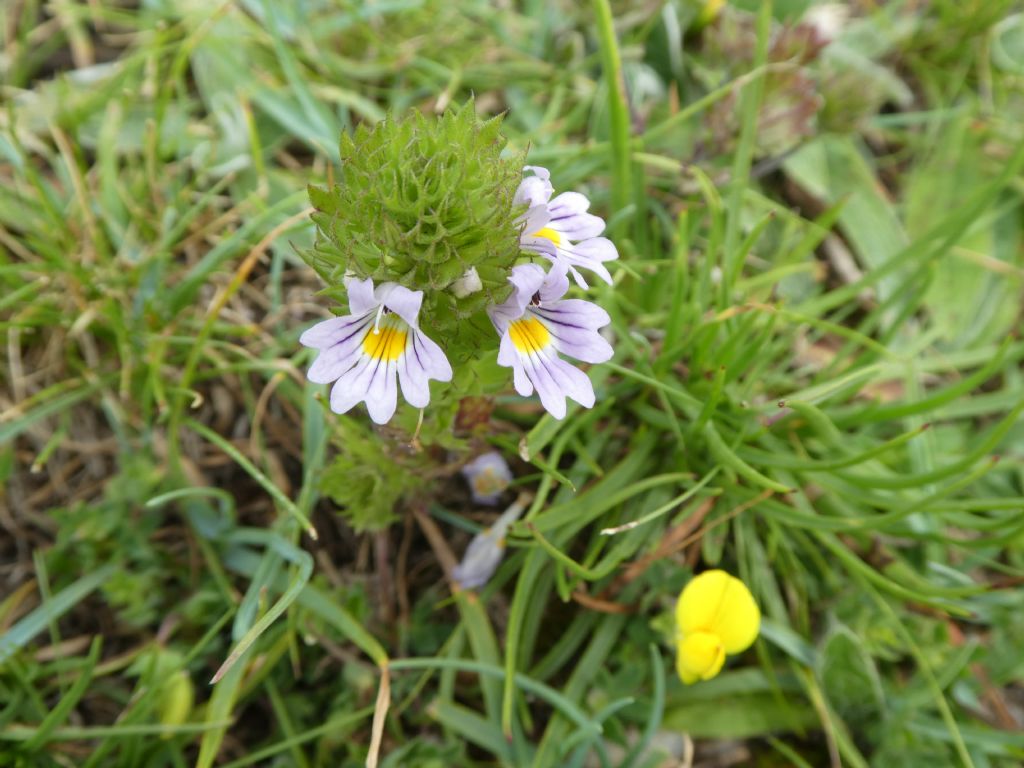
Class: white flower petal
548,191,591,217
345,277,378,315
397,329,452,408
523,165,550,181
308,343,360,384
305,317,374,383
499,333,535,396
489,263,545,332
565,266,588,289
537,263,570,303
552,211,605,241
377,283,424,328
358,357,398,424
517,204,551,233
497,329,519,367
512,358,534,397
411,329,453,382
547,352,596,409
520,234,558,260
524,352,568,419
514,172,553,208
509,263,547,298
535,312,613,364
550,237,617,286
328,356,374,415
572,236,618,263
452,267,482,298
396,343,430,409
299,312,370,349
536,298,611,329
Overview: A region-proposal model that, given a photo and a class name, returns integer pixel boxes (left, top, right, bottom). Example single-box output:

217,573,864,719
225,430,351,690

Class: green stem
592,0,632,215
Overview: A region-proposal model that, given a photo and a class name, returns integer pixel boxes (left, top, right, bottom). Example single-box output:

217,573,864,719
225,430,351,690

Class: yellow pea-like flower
675,570,760,684
676,630,726,683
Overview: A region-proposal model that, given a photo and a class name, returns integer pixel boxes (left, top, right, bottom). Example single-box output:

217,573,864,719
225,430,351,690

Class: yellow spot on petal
532,227,562,246
676,570,760,655
508,317,550,354
676,631,726,684
362,320,408,362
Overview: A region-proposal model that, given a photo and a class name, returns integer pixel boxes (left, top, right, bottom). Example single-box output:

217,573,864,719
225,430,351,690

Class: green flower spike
301,102,526,366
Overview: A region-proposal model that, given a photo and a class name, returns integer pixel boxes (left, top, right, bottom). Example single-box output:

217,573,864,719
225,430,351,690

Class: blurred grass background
3,0,1024,766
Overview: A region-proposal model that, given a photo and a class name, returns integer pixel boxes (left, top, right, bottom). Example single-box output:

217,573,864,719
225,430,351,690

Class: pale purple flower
452,495,528,590
300,277,452,425
461,451,514,505
487,262,613,420
515,165,618,289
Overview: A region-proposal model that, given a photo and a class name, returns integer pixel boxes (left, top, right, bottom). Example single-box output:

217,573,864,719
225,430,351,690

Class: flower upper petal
345,276,378,316
490,263,546,332
509,263,547,299
537,262,570,304
518,204,551,233
514,167,553,208
377,283,424,328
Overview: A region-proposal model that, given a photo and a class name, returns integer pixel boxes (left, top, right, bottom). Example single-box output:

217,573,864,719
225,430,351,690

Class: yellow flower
674,570,760,684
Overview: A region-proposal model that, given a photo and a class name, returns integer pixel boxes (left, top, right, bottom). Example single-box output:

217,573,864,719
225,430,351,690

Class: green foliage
46,454,169,628
818,624,886,729
3,0,1024,766
319,418,433,531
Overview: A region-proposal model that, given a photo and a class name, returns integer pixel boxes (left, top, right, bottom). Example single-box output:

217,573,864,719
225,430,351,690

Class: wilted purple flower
461,451,514,505
452,495,528,590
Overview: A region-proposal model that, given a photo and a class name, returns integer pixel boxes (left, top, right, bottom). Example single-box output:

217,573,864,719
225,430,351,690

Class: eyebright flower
461,451,514,505
452,494,528,590
516,165,619,289
300,277,452,425
675,570,760,684
488,263,612,420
